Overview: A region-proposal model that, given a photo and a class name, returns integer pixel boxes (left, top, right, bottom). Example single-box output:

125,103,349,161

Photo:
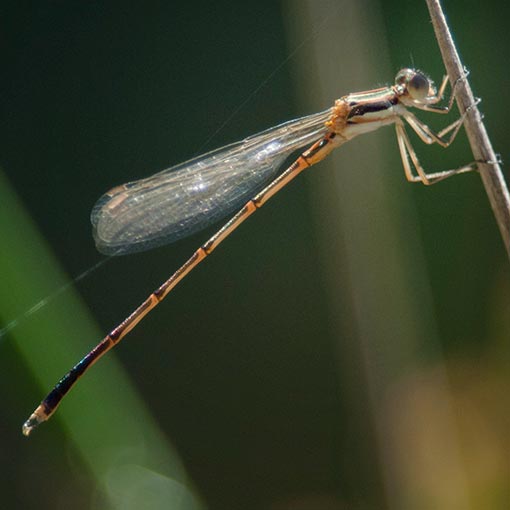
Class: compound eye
408,72,430,100
395,68,413,86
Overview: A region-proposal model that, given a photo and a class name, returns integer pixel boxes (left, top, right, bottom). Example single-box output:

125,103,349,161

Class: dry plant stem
426,0,510,259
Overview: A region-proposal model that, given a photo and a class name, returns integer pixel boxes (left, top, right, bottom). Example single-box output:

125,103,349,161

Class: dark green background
1,1,509,509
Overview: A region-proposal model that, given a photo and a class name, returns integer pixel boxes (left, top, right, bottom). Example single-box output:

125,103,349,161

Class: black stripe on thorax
347,94,399,119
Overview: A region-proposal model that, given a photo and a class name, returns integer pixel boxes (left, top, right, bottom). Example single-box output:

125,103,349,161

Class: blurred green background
1,1,509,509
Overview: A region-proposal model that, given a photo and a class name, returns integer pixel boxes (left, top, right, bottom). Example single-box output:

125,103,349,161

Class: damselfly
23,68,478,435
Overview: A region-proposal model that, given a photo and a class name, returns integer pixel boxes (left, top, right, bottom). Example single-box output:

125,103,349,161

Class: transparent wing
91,109,332,255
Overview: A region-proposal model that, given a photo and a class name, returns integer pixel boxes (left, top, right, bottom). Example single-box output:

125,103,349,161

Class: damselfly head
395,68,435,103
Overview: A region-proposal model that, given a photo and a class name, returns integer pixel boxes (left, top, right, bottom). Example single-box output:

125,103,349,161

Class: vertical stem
426,0,510,259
